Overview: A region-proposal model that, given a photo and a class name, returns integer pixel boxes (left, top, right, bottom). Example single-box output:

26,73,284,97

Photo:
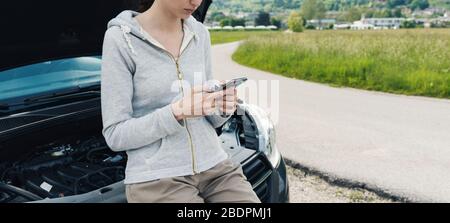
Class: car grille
242,154,273,203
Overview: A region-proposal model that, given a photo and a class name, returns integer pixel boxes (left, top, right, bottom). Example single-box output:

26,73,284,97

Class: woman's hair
137,0,155,12
125,0,155,13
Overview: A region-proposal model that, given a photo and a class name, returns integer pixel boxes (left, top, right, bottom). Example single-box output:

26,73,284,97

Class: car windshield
0,56,101,103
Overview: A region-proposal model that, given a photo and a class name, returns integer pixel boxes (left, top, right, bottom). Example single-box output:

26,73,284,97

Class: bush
305,24,316,30
401,20,417,29
271,17,282,29
220,17,246,27
288,12,304,32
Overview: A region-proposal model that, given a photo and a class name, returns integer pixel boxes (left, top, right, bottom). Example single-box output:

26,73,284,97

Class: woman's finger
223,87,236,96
222,95,236,102
222,105,237,114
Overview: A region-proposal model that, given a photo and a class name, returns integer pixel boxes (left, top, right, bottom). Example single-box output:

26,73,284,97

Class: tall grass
232,29,450,98
210,31,275,45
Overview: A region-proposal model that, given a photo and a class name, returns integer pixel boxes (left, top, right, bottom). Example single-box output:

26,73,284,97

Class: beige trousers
125,158,261,203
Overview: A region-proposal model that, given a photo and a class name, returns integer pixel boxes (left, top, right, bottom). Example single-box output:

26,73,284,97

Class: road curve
212,41,450,202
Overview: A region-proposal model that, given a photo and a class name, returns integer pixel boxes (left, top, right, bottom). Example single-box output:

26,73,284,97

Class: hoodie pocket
144,137,166,166
143,131,189,171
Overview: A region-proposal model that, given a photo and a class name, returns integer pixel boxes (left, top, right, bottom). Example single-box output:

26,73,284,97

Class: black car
0,0,289,203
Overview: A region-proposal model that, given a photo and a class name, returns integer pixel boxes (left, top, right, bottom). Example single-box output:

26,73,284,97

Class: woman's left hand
216,87,237,116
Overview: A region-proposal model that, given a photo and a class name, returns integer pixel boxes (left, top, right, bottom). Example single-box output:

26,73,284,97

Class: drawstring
120,25,137,55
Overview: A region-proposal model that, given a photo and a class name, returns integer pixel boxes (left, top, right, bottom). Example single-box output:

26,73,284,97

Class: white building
334,23,351,30
307,19,336,29
360,18,405,29
350,21,374,30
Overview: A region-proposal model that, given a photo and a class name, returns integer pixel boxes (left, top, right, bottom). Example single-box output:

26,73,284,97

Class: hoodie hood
106,10,199,56
107,10,149,42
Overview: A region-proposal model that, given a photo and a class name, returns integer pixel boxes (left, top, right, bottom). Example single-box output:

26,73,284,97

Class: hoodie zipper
173,58,197,175
141,32,198,175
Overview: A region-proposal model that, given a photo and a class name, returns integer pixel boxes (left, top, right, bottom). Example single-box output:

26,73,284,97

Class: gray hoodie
101,10,231,184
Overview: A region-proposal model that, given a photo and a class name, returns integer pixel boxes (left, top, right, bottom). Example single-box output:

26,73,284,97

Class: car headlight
245,104,281,168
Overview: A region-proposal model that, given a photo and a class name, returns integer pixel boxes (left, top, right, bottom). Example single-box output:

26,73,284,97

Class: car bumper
241,152,289,203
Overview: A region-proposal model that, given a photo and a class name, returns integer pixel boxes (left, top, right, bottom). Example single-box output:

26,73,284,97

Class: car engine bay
0,103,259,203
0,134,126,203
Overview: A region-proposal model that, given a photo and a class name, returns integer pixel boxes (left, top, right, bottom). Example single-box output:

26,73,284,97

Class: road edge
285,158,416,203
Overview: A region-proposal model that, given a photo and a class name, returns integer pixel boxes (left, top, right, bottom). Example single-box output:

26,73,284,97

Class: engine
0,135,126,203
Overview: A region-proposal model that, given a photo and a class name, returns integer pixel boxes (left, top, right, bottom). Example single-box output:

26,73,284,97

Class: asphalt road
211,42,450,202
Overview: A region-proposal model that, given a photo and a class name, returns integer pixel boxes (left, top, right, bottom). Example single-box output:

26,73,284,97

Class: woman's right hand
171,85,223,121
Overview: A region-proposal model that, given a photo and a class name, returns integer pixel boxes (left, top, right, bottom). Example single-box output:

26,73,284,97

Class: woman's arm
101,27,185,152
203,28,233,128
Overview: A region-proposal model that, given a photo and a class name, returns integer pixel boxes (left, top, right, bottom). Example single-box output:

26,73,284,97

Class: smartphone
208,77,248,92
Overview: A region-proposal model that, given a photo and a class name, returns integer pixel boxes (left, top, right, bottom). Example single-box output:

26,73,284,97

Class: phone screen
207,77,248,92
219,77,248,91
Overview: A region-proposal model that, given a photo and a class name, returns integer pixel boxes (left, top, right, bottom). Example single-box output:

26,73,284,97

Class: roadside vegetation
232,29,450,99
209,30,276,45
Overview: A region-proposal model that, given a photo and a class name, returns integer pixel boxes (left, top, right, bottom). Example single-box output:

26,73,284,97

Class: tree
220,17,246,27
387,0,407,9
401,20,417,28
410,0,429,10
220,18,232,27
373,9,392,18
285,0,301,9
300,0,326,20
209,11,226,22
344,7,362,22
274,0,285,8
288,11,304,32
392,8,403,17
255,11,271,26
231,18,246,26
271,17,282,29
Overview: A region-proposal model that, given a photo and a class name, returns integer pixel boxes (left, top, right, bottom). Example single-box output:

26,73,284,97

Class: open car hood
0,0,212,72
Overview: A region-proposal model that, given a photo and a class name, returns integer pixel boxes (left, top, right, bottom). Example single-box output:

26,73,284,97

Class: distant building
233,11,248,19
360,17,405,29
350,21,374,30
412,8,446,18
306,19,336,29
245,21,255,27
430,16,450,27
334,23,351,30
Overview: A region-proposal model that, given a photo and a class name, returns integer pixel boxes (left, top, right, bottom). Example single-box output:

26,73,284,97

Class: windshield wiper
0,84,100,110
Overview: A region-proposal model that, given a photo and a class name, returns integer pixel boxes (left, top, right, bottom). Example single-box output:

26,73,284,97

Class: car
0,0,289,203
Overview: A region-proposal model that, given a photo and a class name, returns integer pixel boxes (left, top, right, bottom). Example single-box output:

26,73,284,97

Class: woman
100,0,260,203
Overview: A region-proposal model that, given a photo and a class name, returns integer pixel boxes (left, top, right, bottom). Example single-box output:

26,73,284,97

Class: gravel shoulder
287,165,397,203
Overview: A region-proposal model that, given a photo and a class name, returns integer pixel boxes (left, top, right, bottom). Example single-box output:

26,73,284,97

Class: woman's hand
171,85,222,120
217,87,238,116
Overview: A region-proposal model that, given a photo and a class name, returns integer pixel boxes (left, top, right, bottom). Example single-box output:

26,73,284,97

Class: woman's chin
179,14,191,20
179,10,194,19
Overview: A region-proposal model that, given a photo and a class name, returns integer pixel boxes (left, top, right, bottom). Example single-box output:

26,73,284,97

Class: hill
208,0,450,13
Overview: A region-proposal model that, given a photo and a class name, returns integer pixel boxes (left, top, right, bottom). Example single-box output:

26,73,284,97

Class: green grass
210,31,276,45
232,29,450,99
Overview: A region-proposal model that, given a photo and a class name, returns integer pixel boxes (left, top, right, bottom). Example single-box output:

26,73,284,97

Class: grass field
209,31,276,45
232,29,450,99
